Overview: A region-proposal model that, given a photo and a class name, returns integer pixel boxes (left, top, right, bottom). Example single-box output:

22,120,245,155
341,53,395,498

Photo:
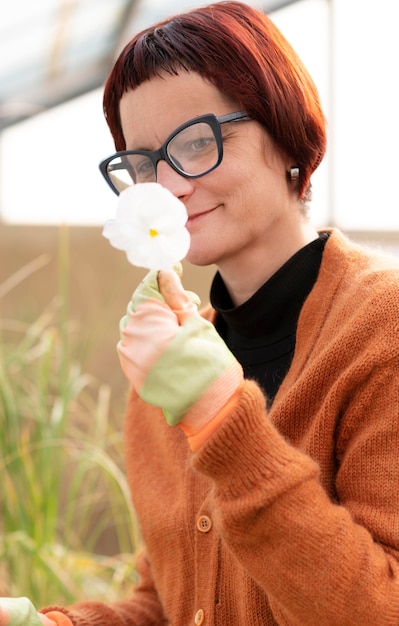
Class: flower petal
103,183,190,270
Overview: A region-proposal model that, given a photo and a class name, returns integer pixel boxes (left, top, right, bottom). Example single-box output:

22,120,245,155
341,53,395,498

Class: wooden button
196,515,212,533
194,608,205,625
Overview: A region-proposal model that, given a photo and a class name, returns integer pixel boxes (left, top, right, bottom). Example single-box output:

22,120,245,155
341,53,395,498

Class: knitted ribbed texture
42,230,399,625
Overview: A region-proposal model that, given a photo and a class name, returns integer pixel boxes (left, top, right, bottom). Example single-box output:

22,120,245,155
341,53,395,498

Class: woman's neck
218,221,319,307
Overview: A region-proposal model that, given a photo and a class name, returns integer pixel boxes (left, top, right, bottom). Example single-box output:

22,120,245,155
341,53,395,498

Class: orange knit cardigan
44,229,399,625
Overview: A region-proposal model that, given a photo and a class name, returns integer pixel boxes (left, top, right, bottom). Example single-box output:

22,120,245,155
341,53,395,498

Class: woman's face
119,71,305,278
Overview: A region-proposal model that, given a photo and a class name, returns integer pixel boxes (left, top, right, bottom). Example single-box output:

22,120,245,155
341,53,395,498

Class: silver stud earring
290,167,300,181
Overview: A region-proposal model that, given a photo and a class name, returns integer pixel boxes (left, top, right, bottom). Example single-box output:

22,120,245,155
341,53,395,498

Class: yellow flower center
149,228,159,238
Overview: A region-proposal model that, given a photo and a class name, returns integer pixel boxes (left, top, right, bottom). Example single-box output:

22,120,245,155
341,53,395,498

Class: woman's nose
156,160,194,199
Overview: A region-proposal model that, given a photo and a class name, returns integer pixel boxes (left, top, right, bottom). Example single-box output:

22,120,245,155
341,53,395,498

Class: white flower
103,183,190,270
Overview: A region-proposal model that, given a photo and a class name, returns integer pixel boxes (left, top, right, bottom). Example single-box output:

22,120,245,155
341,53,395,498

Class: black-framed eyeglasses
99,110,252,195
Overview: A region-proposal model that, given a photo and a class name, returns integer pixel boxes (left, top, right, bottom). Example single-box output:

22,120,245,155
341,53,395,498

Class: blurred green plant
0,227,140,607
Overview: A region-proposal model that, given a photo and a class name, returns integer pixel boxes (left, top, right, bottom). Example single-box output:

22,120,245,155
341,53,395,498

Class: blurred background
2,0,399,393
0,0,398,605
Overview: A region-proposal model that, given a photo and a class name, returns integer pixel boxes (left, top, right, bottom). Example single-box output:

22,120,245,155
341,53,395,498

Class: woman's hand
0,598,58,625
118,268,243,437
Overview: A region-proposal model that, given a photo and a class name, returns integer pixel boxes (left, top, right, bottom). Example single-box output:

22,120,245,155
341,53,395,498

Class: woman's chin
184,245,219,268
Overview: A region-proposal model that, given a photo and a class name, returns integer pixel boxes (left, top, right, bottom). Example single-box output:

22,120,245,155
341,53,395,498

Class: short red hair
103,1,326,199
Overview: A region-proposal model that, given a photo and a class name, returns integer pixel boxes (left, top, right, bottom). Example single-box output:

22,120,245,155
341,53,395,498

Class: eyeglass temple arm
108,161,128,172
218,111,252,124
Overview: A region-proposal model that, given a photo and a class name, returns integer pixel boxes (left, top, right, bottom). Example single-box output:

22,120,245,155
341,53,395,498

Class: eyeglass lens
106,120,219,192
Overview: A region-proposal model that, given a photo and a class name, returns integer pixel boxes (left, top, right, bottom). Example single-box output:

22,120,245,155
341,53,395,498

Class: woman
2,1,399,624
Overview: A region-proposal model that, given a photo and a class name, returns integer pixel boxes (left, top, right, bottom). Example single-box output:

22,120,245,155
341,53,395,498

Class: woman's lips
186,206,217,231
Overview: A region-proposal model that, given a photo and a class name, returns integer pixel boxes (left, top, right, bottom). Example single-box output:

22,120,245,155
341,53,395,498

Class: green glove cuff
0,598,44,625
140,315,238,425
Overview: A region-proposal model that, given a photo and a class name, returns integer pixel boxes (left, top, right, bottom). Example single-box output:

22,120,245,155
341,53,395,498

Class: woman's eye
188,137,214,152
179,136,217,162
133,157,154,181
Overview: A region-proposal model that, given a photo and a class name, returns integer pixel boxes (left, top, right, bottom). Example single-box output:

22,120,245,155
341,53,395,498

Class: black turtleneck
210,233,329,405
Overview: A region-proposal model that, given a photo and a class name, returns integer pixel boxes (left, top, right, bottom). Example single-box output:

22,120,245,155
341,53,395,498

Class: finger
157,270,199,325
158,270,186,307
38,614,57,626
0,608,9,626
40,612,73,626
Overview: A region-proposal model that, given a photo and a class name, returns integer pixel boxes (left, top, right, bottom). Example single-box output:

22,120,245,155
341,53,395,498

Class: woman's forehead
119,71,238,148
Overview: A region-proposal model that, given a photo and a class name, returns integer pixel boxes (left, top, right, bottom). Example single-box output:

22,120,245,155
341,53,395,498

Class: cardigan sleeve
193,377,399,626
41,549,167,626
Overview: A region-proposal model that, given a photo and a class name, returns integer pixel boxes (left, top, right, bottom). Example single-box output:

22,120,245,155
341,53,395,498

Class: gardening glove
0,598,71,626
118,266,243,445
